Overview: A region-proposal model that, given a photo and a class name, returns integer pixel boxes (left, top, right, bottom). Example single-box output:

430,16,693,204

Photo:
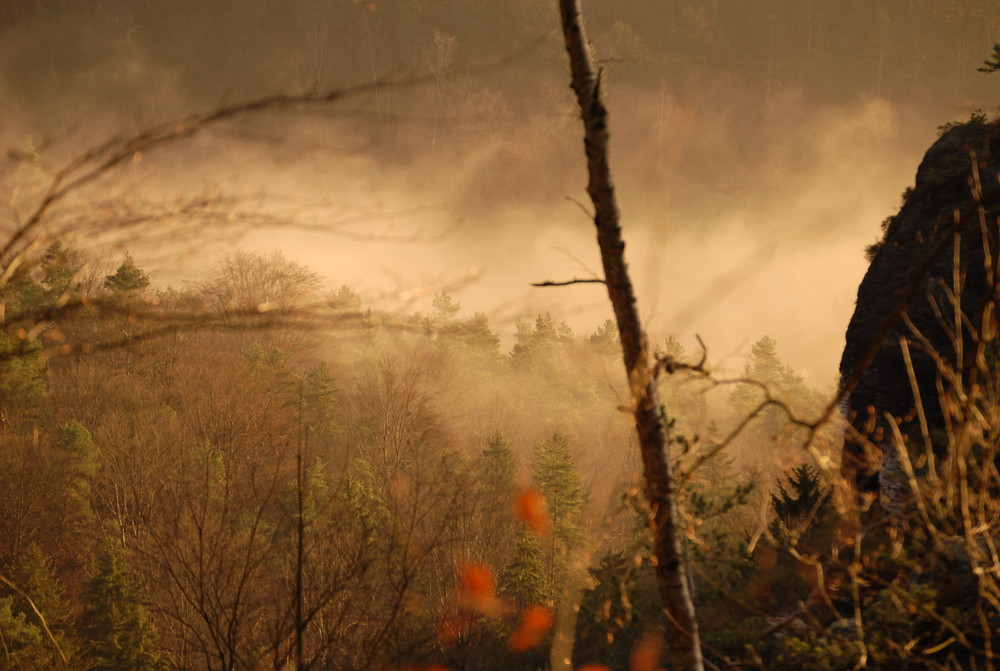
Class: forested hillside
0,246,834,669
2,1,1000,670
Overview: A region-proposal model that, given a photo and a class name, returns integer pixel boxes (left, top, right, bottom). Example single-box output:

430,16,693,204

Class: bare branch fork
654,335,709,376
555,1,704,669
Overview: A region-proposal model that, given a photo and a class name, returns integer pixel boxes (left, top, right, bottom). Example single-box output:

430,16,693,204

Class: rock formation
840,116,1000,506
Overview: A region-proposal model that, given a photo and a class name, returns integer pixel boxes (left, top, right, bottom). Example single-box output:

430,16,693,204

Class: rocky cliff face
840,116,1000,505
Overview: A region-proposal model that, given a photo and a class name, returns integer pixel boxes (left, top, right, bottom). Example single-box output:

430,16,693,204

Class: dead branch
530,278,606,287
555,1,704,668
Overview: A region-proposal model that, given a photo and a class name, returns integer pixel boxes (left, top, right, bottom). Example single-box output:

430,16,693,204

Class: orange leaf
514,488,551,536
457,563,503,616
459,563,494,600
508,604,554,652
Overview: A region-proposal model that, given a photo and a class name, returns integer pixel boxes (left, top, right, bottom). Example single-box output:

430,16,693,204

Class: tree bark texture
555,2,705,670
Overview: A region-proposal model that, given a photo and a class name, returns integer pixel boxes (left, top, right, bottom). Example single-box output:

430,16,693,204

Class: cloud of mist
2,0,994,391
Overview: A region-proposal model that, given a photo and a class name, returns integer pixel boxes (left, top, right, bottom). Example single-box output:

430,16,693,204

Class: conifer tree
0,543,73,669
340,459,390,544
498,530,548,607
77,539,161,671
979,43,1000,73
588,319,619,356
768,464,831,548
11,543,71,633
531,432,585,595
104,253,150,294
730,336,820,450
40,240,84,304
532,432,584,544
0,332,48,429
0,597,46,665
511,313,561,370
52,421,98,520
432,290,461,323
480,432,516,510
477,432,518,566
574,551,650,670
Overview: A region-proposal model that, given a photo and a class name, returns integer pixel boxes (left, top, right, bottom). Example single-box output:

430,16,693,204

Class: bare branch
530,277,605,287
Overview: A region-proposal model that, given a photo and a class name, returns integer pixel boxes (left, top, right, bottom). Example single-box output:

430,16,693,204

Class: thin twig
531,277,606,287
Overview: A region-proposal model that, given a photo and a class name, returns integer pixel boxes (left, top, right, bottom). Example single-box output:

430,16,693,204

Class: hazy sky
2,0,997,385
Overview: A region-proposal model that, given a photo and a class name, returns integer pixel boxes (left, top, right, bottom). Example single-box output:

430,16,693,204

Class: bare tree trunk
554,2,705,670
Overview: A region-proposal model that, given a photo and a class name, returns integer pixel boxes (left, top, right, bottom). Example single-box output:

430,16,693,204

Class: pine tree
769,464,831,548
340,459,390,543
588,319,619,356
574,551,651,670
77,539,161,671
104,253,150,294
531,432,585,595
12,544,71,632
480,432,516,508
477,432,518,566
0,332,48,430
498,530,548,606
979,43,1000,72
532,432,584,544
40,240,83,304
510,313,561,370
457,312,502,359
0,544,73,669
432,290,461,323
53,421,98,515
0,597,46,665
730,336,821,453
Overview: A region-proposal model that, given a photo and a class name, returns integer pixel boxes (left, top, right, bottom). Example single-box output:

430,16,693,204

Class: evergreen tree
480,432,516,507
77,539,161,671
743,336,785,388
53,420,98,510
0,333,48,430
43,421,100,570
574,551,654,671
510,313,561,370
498,530,548,607
40,241,83,301
768,464,831,548
11,543,71,633
104,253,150,294
432,290,461,323
301,361,341,458
658,335,708,438
531,432,585,595
457,312,502,359
0,597,46,666
730,336,822,453
477,432,518,566
0,544,73,669
588,318,619,356
340,459,390,543
979,43,1000,73
1,241,83,324
532,432,584,544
